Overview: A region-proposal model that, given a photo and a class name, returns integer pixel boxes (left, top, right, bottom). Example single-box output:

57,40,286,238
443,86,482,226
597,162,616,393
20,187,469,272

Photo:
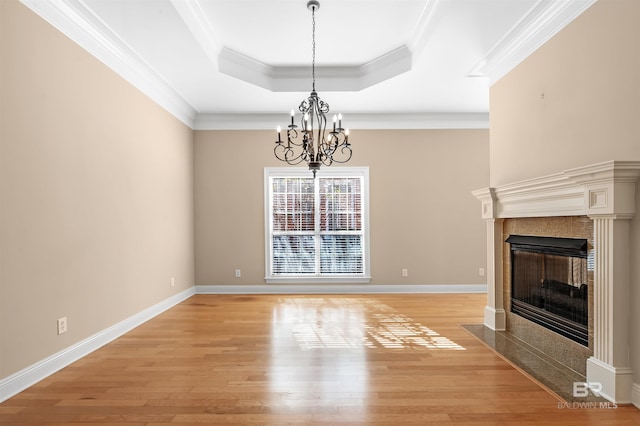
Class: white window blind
265,167,370,283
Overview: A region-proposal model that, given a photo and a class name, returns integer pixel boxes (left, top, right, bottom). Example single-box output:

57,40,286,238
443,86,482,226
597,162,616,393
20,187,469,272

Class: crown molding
217,46,412,93
20,0,197,128
469,0,598,84
407,0,442,61
169,0,221,67
194,112,489,130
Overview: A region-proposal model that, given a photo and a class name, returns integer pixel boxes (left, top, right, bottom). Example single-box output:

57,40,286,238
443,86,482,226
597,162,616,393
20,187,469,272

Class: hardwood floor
1,293,639,424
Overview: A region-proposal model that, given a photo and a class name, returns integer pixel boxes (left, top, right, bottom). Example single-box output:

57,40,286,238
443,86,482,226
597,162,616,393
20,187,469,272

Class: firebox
506,235,589,346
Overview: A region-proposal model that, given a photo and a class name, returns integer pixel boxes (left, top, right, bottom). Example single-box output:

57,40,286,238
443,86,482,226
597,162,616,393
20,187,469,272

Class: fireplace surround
473,160,640,404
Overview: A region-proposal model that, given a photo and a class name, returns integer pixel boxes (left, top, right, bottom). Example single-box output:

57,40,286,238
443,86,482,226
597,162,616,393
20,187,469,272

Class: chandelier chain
311,5,316,92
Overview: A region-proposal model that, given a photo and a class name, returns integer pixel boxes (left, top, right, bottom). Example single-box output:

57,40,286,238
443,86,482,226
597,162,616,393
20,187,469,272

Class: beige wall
489,0,640,389
0,0,194,377
195,129,489,287
490,0,640,187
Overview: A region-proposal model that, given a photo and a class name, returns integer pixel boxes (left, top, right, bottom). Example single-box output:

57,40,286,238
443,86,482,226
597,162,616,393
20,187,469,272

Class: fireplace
507,235,589,346
473,161,640,404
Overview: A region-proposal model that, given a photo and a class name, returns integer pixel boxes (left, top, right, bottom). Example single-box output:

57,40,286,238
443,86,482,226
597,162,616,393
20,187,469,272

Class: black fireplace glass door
507,235,589,346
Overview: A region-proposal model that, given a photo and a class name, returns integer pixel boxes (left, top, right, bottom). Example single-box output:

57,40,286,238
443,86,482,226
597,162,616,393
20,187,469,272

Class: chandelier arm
274,144,306,165
286,128,305,147
317,130,351,165
329,144,353,164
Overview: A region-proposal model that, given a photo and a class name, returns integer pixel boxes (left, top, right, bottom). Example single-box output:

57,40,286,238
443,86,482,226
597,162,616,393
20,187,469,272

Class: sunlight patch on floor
273,297,465,350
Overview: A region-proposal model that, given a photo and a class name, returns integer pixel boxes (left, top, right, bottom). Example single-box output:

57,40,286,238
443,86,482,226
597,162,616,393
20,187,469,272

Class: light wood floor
1,294,639,425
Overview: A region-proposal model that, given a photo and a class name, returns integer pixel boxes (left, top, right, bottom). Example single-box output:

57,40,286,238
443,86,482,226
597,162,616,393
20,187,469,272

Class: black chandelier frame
273,0,352,177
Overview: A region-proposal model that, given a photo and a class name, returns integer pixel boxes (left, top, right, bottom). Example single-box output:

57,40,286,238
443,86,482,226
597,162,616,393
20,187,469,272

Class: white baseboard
484,306,507,331
0,287,195,403
586,356,633,404
195,284,487,294
632,382,640,409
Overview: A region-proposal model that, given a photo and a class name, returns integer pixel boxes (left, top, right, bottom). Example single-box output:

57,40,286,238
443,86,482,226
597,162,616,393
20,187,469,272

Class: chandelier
274,0,352,178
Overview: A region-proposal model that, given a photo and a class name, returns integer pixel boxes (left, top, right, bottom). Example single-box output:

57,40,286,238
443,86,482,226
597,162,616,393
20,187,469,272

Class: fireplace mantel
473,160,640,404
473,160,640,219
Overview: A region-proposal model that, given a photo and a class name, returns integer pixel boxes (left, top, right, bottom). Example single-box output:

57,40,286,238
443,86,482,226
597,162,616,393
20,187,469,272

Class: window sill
265,276,372,284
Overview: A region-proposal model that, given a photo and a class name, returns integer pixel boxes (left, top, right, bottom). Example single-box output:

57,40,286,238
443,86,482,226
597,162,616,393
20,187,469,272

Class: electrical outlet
235,269,241,278
57,317,68,335
479,268,485,276
170,277,175,287
402,269,408,277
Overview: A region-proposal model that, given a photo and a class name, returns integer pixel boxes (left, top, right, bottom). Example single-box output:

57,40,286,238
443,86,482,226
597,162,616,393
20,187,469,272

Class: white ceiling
22,0,596,129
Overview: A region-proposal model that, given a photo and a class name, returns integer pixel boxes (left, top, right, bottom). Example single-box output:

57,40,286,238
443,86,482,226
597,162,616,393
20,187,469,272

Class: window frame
264,167,371,284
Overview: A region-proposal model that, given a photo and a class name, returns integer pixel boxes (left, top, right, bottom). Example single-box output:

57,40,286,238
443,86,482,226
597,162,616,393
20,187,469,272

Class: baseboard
195,284,487,294
632,382,640,409
586,356,633,404
484,306,507,331
0,287,195,403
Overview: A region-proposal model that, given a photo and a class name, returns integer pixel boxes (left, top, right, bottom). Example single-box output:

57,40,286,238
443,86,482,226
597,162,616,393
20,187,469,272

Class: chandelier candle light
274,0,352,178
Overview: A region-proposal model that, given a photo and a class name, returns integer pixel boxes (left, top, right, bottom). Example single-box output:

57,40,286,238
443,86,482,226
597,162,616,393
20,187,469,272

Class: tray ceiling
21,0,597,129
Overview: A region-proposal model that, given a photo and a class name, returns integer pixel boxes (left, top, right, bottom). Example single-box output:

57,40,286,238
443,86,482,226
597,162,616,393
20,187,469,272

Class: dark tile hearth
462,324,607,403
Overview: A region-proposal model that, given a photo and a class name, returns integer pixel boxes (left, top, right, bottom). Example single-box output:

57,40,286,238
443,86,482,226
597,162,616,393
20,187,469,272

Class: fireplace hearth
507,235,589,346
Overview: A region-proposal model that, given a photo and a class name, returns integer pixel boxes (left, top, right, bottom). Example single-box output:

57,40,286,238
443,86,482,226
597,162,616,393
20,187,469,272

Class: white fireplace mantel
473,160,640,219
473,160,640,405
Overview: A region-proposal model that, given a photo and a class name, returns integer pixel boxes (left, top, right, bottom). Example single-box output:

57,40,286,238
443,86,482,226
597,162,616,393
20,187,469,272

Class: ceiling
22,0,596,129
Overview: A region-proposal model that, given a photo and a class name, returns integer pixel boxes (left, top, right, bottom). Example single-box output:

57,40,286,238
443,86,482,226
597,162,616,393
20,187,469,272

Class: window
265,167,370,283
